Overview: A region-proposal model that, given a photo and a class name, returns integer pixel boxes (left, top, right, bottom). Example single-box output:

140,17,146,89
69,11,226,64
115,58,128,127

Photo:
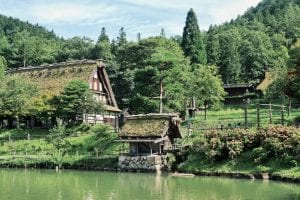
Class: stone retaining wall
118,155,169,172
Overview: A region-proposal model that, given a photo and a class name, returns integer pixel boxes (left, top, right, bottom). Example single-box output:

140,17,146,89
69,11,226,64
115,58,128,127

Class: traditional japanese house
223,83,257,104
118,114,182,155
117,113,182,172
8,59,121,128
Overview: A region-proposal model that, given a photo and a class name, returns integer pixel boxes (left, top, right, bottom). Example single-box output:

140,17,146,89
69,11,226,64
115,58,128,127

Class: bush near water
179,126,300,178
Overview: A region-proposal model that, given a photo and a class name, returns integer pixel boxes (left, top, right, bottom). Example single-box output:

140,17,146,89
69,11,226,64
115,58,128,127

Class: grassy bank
178,126,300,179
0,124,121,170
189,106,300,129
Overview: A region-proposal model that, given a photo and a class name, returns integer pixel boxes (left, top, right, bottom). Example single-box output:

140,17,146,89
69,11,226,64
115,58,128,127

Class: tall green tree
0,75,39,127
117,27,127,47
289,39,300,68
218,29,242,84
91,27,113,60
181,8,207,65
56,36,94,62
52,80,103,124
239,30,274,84
285,39,300,99
188,65,226,107
130,37,190,113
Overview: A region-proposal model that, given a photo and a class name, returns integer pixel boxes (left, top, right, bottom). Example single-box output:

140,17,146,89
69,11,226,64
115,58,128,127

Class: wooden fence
188,103,300,131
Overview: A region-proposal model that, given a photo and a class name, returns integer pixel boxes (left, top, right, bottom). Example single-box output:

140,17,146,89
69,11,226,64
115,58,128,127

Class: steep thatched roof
8,59,120,112
256,72,273,92
119,113,182,138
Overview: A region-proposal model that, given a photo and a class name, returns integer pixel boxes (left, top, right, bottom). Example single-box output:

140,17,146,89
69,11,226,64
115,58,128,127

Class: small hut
223,84,256,104
118,113,182,155
117,113,182,172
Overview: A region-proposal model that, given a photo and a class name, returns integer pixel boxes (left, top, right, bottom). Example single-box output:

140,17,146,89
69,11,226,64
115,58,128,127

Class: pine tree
117,27,127,47
160,28,166,38
91,27,113,60
137,32,141,42
98,27,109,43
181,8,207,65
111,39,118,56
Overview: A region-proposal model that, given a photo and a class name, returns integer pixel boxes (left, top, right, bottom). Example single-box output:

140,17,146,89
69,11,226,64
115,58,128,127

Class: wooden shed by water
118,113,182,156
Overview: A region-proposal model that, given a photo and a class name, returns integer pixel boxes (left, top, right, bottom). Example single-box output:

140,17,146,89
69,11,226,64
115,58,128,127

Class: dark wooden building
223,84,256,104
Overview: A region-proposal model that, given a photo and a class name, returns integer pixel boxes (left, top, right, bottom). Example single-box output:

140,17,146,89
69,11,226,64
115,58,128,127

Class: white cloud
29,2,119,24
0,0,263,40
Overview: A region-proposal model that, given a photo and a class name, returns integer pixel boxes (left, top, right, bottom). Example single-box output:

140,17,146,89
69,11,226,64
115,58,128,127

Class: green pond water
0,169,299,200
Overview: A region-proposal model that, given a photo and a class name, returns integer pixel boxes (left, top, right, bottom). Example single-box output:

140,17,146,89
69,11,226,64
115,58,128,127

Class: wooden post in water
257,104,260,128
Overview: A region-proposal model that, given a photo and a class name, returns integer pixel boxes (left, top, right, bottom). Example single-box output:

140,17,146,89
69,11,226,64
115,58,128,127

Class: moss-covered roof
119,114,182,138
256,72,273,91
8,59,120,112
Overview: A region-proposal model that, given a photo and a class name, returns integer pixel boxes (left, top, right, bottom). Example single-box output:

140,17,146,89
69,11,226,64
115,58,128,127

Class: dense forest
0,0,299,113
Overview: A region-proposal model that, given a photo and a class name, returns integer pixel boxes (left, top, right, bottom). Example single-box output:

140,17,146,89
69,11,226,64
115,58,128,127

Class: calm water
0,169,300,200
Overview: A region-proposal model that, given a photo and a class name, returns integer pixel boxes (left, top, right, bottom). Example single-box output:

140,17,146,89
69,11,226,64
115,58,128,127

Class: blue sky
0,0,261,41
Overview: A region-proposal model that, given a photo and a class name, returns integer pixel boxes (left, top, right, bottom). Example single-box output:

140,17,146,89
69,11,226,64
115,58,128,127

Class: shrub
190,126,300,164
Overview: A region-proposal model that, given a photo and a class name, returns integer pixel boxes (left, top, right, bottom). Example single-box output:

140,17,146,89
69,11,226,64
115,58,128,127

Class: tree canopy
0,0,300,114
51,80,103,125
181,8,207,65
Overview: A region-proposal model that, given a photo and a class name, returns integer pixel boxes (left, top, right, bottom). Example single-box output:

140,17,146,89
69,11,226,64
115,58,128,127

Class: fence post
281,105,285,126
269,103,272,124
257,104,260,128
244,99,248,129
204,102,207,120
288,98,291,117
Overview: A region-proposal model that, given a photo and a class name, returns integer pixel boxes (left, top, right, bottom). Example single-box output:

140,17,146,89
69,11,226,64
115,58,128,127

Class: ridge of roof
7,59,104,74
